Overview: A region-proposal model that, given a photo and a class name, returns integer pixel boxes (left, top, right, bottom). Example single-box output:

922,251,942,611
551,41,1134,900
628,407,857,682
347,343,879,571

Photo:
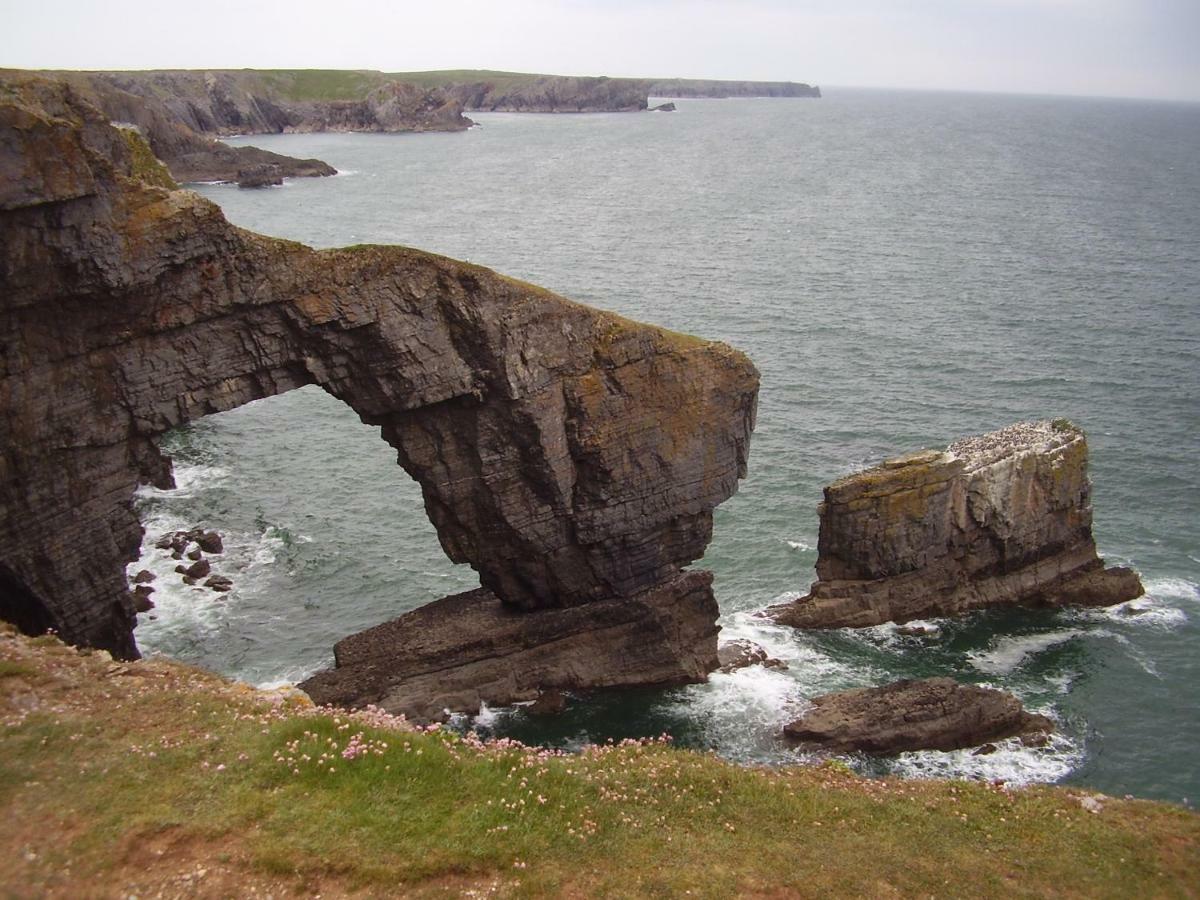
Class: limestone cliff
0,76,759,688
768,422,1142,629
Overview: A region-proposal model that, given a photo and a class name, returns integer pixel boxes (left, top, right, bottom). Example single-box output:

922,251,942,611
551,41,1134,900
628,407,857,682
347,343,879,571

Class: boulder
176,559,211,580
131,586,155,613
768,421,1143,629
717,639,787,673
196,531,223,554
131,569,155,584
204,575,233,593
783,677,1053,755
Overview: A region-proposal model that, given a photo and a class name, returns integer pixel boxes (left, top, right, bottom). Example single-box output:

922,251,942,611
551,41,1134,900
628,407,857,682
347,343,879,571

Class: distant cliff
12,68,819,180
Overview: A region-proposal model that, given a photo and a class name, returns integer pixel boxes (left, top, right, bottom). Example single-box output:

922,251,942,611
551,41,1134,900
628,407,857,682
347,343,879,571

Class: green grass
1,629,1197,897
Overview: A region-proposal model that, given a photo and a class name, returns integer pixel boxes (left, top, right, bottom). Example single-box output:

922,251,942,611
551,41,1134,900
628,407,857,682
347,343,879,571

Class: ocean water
131,89,1200,805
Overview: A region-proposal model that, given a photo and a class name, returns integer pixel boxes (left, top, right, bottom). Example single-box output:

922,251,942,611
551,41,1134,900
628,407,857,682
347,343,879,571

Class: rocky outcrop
48,72,338,183
0,75,758,698
236,164,283,188
716,639,787,673
300,571,719,721
784,677,1052,754
768,421,1142,629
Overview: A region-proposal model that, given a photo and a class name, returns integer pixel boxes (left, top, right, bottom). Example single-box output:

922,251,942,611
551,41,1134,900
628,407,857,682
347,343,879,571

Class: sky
1,0,1198,102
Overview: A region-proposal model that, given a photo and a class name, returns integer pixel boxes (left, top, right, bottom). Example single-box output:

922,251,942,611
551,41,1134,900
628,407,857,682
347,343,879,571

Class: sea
129,88,1200,806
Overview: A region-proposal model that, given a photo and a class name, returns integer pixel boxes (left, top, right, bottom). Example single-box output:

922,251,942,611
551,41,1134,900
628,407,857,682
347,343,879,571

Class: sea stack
768,421,1143,629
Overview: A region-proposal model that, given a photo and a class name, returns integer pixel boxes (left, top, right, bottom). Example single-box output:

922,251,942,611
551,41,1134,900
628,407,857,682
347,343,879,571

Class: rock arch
0,77,758,708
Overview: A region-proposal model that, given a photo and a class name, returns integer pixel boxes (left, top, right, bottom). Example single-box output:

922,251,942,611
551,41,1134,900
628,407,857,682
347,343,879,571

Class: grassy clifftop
1,624,1196,897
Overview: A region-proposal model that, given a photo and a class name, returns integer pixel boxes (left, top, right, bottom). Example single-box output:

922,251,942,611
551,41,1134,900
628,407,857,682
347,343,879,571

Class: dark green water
131,89,1200,804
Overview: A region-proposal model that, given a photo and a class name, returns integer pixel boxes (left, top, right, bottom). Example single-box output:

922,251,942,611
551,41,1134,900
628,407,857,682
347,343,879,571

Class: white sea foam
1145,577,1200,604
784,539,814,552
888,729,1084,787
135,463,228,500
967,630,1087,676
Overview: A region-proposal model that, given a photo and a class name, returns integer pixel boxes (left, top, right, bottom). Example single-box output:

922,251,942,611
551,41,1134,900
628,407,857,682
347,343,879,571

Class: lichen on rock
768,421,1143,629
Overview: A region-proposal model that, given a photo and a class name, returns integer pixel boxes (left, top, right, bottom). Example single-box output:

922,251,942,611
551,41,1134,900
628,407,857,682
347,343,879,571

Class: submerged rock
768,421,1143,629
299,571,719,722
527,689,569,717
783,677,1052,755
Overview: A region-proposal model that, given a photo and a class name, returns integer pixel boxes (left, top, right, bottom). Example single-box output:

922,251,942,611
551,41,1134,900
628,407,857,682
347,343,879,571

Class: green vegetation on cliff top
1,625,1195,898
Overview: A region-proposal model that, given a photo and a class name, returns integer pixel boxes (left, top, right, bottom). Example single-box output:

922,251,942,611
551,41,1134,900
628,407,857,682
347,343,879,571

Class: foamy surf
967,630,1089,676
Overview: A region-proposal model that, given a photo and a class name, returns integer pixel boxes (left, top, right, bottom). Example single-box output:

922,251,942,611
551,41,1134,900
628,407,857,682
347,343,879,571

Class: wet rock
650,102,676,112
131,586,155,613
196,531,223,554
528,689,568,717
895,623,940,637
300,570,720,723
176,559,211,580
131,570,155,584
204,575,233,593
186,548,202,561
768,422,1144,629
783,677,1053,755
972,743,998,756
182,576,197,586
717,639,787,673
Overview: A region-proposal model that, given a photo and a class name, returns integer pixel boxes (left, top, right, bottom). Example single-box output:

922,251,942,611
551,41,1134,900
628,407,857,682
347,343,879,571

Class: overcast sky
2,0,1197,101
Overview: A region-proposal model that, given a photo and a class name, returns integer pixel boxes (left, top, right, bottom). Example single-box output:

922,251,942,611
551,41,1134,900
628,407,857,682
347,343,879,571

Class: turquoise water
131,89,1200,804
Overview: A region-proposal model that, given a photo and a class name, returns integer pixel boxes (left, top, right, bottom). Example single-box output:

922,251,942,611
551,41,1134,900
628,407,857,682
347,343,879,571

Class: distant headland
5,68,820,183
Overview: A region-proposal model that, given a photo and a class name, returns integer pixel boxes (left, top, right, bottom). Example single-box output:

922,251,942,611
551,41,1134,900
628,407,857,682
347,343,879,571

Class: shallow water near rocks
132,89,1200,805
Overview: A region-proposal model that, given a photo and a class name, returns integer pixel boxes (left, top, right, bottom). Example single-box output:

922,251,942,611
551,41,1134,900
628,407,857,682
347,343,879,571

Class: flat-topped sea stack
0,76,759,711
768,421,1143,629
784,678,1053,755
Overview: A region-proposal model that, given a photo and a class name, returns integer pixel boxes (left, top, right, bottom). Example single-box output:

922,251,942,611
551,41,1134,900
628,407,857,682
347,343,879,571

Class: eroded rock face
300,571,719,721
0,77,759,664
768,421,1142,629
783,677,1052,755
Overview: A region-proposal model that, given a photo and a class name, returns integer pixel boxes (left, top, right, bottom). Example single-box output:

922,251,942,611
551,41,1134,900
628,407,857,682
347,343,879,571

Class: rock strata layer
768,421,1142,629
300,570,719,721
783,677,1053,755
0,77,759,674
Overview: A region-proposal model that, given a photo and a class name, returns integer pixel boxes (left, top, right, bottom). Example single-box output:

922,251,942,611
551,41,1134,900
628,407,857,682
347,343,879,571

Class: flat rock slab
783,677,1052,755
300,570,719,722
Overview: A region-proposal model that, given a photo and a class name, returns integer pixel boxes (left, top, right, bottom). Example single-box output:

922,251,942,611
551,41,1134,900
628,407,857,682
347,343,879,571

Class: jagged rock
236,164,282,188
767,421,1143,629
175,560,211,580
783,678,1053,755
196,532,223,554
527,689,568,717
717,639,787,673
204,575,233,593
300,571,719,722
0,78,758,674
131,586,155,613
131,570,155,584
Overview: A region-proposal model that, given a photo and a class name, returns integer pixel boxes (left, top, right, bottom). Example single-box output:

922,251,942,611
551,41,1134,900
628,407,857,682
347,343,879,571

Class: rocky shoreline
11,68,821,183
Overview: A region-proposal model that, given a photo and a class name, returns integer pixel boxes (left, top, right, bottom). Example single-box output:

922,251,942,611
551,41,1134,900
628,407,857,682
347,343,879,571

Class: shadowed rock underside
0,75,759,698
